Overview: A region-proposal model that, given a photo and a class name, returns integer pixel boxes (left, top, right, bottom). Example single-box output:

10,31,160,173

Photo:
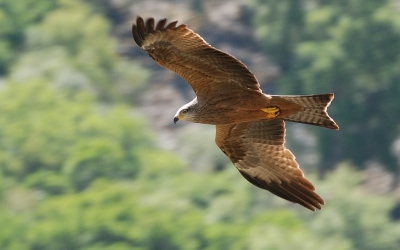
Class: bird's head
174,99,198,124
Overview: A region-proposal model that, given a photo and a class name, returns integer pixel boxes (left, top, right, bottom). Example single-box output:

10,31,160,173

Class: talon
261,106,280,119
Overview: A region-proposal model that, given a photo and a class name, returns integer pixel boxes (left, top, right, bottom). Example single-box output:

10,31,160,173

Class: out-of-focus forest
1,0,400,249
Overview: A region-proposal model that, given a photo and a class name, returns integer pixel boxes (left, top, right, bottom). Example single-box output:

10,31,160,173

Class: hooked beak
173,116,179,124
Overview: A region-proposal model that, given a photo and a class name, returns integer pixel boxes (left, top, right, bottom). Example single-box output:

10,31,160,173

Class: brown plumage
132,17,339,211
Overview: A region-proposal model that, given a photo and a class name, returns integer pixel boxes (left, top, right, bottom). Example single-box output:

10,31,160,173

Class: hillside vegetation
0,0,400,249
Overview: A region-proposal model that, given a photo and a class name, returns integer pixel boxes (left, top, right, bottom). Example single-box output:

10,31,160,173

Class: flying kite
132,17,339,211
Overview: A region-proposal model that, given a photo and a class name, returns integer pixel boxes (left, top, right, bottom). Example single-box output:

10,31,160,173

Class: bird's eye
181,109,188,114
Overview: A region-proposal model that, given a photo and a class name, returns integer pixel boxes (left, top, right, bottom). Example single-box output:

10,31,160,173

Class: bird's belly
198,107,273,125
196,92,274,124
195,92,304,125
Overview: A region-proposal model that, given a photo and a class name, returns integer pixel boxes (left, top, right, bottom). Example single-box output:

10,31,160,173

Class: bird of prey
132,17,339,211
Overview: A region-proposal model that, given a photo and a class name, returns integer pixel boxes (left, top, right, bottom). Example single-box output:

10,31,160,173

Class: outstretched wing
132,17,261,99
215,119,325,211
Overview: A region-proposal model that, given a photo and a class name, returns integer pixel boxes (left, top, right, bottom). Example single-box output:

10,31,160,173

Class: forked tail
279,93,339,130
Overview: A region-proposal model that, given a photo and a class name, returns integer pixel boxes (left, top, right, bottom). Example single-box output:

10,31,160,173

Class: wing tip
238,168,324,211
132,16,144,47
132,16,183,48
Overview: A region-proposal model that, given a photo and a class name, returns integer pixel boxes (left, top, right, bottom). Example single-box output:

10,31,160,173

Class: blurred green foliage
0,0,399,249
0,0,58,75
0,78,154,189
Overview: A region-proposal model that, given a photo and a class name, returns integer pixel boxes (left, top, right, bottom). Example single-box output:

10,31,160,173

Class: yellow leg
261,106,281,119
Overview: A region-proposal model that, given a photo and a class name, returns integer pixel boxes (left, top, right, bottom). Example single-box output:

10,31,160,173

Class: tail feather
278,93,339,130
